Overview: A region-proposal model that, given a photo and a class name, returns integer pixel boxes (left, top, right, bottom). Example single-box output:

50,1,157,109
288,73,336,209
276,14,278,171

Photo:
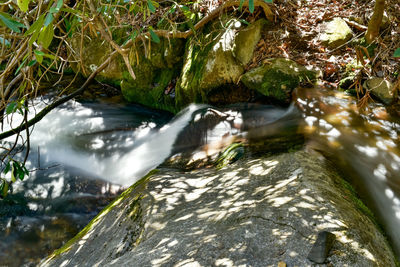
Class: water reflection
294,87,400,256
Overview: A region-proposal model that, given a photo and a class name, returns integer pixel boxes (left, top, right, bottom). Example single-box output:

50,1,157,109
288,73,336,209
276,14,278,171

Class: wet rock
320,18,353,49
364,77,394,105
241,58,317,103
307,231,336,263
41,150,396,267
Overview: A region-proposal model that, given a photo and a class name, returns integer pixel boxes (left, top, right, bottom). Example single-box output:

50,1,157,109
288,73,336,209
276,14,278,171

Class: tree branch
148,0,273,39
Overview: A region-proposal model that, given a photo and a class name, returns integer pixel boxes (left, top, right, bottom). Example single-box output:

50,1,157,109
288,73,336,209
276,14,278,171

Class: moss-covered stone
120,38,185,113
45,169,159,260
233,19,268,66
241,58,317,103
69,34,123,87
320,17,353,49
175,17,267,109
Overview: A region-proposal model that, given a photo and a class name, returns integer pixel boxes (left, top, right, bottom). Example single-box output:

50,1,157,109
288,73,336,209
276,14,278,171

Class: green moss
46,169,159,260
175,32,216,109
242,58,316,103
338,178,381,230
120,38,185,113
216,143,245,169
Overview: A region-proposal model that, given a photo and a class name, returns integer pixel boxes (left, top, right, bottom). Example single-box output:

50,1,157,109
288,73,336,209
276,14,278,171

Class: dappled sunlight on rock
42,150,396,266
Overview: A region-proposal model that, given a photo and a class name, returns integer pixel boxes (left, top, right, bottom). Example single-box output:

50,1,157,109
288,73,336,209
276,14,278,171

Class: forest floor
242,0,400,100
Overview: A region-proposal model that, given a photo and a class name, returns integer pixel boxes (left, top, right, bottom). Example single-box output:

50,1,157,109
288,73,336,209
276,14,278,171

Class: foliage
394,48,400,58
0,0,274,197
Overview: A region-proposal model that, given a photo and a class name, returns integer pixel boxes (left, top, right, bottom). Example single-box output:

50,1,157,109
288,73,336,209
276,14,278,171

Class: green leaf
249,0,255,13
0,13,25,33
180,5,190,12
17,0,30,12
239,0,245,10
15,57,27,75
264,0,273,3
28,59,37,66
44,53,55,60
60,7,81,14
3,162,10,174
38,24,54,49
147,0,156,13
56,0,63,10
240,19,250,26
44,13,54,27
394,48,400,58
149,28,160,43
5,102,17,115
11,162,18,183
25,13,45,36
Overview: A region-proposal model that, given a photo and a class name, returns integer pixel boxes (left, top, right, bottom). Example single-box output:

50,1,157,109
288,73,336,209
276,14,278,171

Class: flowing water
1,87,400,265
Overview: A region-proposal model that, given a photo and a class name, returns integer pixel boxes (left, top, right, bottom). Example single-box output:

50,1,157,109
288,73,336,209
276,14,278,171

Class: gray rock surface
319,18,353,49
364,77,394,105
41,150,396,267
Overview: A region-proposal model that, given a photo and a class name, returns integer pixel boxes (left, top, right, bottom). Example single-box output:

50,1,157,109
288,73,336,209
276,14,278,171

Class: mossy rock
69,34,123,87
175,17,267,109
119,37,185,113
241,58,317,103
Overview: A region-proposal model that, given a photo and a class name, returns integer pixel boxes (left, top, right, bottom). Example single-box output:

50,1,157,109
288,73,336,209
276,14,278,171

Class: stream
1,87,400,265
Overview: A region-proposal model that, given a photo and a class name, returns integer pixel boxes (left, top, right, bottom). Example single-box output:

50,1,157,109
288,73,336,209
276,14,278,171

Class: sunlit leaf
17,0,30,12
38,23,54,49
149,28,160,43
394,48,400,58
25,13,45,36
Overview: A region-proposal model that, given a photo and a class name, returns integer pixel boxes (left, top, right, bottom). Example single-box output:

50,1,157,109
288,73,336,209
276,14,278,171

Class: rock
241,58,317,103
364,77,394,105
69,34,184,113
120,38,185,113
69,34,123,86
41,150,396,267
175,17,266,109
307,231,336,263
320,18,353,49
233,19,267,66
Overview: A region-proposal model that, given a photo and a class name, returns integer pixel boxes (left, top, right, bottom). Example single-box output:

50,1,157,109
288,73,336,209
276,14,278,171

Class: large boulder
175,18,267,109
319,18,353,49
69,34,185,113
241,58,317,103
69,34,123,86
41,150,396,266
120,38,185,113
